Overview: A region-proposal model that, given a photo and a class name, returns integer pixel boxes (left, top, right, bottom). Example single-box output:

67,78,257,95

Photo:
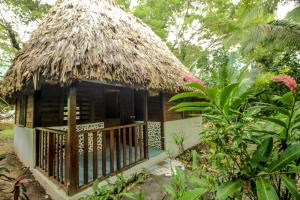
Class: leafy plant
163,150,212,200
172,133,185,155
170,63,300,199
82,171,149,200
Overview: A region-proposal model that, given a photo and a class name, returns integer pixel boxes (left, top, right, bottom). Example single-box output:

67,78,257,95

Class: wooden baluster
43,132,46,171
48,132,54,177
60,135,64,184
93,131,98,180
110,129,114,173
83,132,89,185
122,128,127,167
134,126,137,162
129,127,132,164
39,131,43,168
139,126,143,160
102,131,106,176
143,124,148,159
36,130,40,168
41,131,44,170
56,134,60,181
45,132,48,171
116,129,121,171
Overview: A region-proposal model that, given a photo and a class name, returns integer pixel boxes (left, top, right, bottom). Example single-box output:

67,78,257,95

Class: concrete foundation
14,125,36,168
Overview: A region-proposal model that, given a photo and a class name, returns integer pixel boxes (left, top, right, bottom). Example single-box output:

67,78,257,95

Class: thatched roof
3,0,192,96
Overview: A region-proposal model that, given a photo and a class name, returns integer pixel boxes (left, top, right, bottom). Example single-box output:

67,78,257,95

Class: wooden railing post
143,91,149,159
65,86,79,195
35,130,40,167
48,132,55,176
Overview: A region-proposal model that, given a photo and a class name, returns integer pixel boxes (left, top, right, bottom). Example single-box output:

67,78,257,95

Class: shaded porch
34,82,165,195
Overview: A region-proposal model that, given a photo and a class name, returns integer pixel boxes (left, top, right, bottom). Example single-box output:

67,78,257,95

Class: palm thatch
3,0,191,96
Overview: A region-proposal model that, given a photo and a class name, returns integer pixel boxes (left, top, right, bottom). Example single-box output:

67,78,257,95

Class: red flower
272,75,297,92
183,75,207,89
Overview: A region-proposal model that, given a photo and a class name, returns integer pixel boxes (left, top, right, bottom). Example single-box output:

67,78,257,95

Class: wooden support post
65,86,79,195
143,91,149,159
35,130,40,167
160,92,166,150
48,132,55,176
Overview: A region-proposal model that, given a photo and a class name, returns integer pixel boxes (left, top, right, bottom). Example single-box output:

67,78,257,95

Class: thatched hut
2,0,202,198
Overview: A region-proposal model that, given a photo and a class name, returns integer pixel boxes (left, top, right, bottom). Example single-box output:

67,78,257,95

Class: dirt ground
0,122,51,200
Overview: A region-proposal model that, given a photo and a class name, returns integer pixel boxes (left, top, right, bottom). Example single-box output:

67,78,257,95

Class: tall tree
0,0,50,78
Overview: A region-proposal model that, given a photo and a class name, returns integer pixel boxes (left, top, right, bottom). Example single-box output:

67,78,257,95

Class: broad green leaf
258,117,287,129
169,92,206,102
219,83,239,109
175,107,210,112
256,177,279,200
191,150,197,171
281,92,294,106
216,179,242,200
231,90,253,109
206,87,219,104
182,188,207,200
251,137,273,162
246,129,280,137
170,102,213,110
291,122,300,133
268,143,300,172
164,185,176,198
281,175,300,199
186,82,206,92
263,106,290,117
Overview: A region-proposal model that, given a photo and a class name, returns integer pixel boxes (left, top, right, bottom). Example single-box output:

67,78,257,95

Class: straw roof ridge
3,0,191,96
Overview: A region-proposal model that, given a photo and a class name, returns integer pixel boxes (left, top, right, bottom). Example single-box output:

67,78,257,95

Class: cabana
2,0,201,198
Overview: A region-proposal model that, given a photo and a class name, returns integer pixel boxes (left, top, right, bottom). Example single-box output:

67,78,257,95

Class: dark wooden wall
148,94,162,121
163,94,183,121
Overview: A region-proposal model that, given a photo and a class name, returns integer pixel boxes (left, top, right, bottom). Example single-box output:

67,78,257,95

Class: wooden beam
65,86,79,195
160,92,166,150
143,91,149,159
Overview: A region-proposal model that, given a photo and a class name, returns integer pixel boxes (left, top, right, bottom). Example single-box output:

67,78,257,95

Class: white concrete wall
164,116,202,156
14,125,36,168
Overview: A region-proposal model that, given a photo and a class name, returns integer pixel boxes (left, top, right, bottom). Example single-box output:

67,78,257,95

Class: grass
0,122,14,141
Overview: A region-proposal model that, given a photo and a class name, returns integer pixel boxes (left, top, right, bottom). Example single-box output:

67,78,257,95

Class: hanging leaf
216,179,242,200
280,92,294,106
170,102,213,111
175,107,209,112
256,177,279,200
219,83,239,109
169,92,206,102
186,83,207,92
281,175,300,200
251,137,273,163
258,117,287,129
268,143,300,172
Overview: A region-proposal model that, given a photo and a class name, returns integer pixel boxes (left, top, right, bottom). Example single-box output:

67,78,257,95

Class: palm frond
285,6,300,23
242,20,300,54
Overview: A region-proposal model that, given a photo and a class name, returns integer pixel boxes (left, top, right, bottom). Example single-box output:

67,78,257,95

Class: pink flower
272,75,297,92
183,75,207,89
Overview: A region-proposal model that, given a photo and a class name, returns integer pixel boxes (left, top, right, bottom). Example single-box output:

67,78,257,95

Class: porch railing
35,127,66,185
78,122,148,187
35,123,148,192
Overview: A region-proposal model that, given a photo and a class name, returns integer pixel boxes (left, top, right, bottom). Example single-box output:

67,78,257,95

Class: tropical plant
163,150,214,200
170,62,300,199
172,132,185,155
82,171,149,200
